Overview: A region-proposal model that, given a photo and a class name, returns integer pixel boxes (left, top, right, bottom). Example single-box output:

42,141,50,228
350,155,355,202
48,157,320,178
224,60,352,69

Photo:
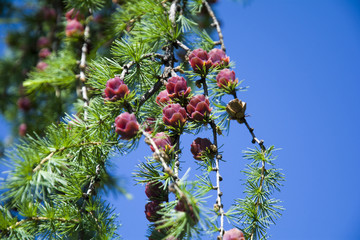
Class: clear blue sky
1,0,360,239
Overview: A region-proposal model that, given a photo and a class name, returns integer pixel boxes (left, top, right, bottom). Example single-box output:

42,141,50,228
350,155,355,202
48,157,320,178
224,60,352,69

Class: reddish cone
145,181,167,201
162,104,187,128
208,48,229,67
17,97,31,111
186,95,211,121
104,76,130,101
115,112,139,140
150,132,172,152
216,69,238,88
65,19,84,37
156,90,171,106
223,228,245,240
188,48,212,73
166,76,191,100
190,137,213,160
145,201,162,222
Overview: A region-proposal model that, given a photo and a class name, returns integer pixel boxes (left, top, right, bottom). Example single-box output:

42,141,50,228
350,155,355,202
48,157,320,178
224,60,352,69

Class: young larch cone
145,201,162,222
162,104,187,128
175,199,198,224
115,112,139,140
37,37,50,49
145,181,168,201
17,97,31,111
190,137,213,160
156,90,171,106
65,8,84,21
186,94,212,121
166,76,191,100
223,228,245,240
188,48,212,74
208,48,230,68
36,61,48,71
19,123,27,137
216,69,238,89
65,19,84,37
150,132,172,152
104,76,130,101
38,48,51,59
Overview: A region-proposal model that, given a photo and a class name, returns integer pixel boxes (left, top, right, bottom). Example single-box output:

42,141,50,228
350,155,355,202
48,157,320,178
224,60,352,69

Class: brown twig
203,0,226,52
202,77,225,238
79,22,90,120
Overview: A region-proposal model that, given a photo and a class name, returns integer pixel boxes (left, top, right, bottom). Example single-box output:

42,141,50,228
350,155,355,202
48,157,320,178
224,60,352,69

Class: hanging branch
201,76,225,238
79,22,90,121
142,130,187,202
203,0,226,52
242,117,266,240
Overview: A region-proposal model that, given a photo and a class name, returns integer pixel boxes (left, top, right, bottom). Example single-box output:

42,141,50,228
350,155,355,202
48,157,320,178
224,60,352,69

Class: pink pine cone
150,132,172,152
186,95,212,121
37,37,50,49
223,228,245,240
190,137,213,160
65,19,84,37
104,76,130,101
144,117,156,133
65,8,84,21
216,69,238,88
156,90,171,106
36,61,48,71
19,123,27,137
144,201,162,222
115,112,139,140
166,76,191,99
17,97,31,111
39,48,51,59
162,104,187,128
188,48,212,73
145,181,167,201
208,48,230,67
40,7,56,21
175,199,198,223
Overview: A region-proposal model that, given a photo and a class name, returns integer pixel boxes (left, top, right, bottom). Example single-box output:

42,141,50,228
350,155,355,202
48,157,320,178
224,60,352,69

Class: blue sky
1,0,360,239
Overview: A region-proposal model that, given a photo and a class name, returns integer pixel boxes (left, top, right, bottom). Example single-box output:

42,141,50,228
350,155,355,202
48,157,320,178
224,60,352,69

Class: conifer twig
142,130,186,201
32,142,102,172
173,135,180,179
7,217,80,231
203,0,226,52
79,23,90,120
201,77,225,238
175,40,191,60
241,118,266,240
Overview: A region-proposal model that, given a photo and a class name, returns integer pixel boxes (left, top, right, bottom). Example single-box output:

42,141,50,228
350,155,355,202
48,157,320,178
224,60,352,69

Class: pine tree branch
229,93,268,239
203,0,226,52
79,21,91,120
6,216,80,231
169,0,178,29
242,118,266,240
175,40,191,53
32,142,102,172
173,134,180,179
201,77,225,238
83,164,101,199
142,130,187,203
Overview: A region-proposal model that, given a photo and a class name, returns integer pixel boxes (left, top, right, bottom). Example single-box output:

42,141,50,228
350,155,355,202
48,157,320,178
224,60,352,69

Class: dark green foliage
0,0,283,239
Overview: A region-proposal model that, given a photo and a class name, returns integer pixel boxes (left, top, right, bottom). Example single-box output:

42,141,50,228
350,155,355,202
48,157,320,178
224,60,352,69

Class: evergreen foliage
0,0,283,239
